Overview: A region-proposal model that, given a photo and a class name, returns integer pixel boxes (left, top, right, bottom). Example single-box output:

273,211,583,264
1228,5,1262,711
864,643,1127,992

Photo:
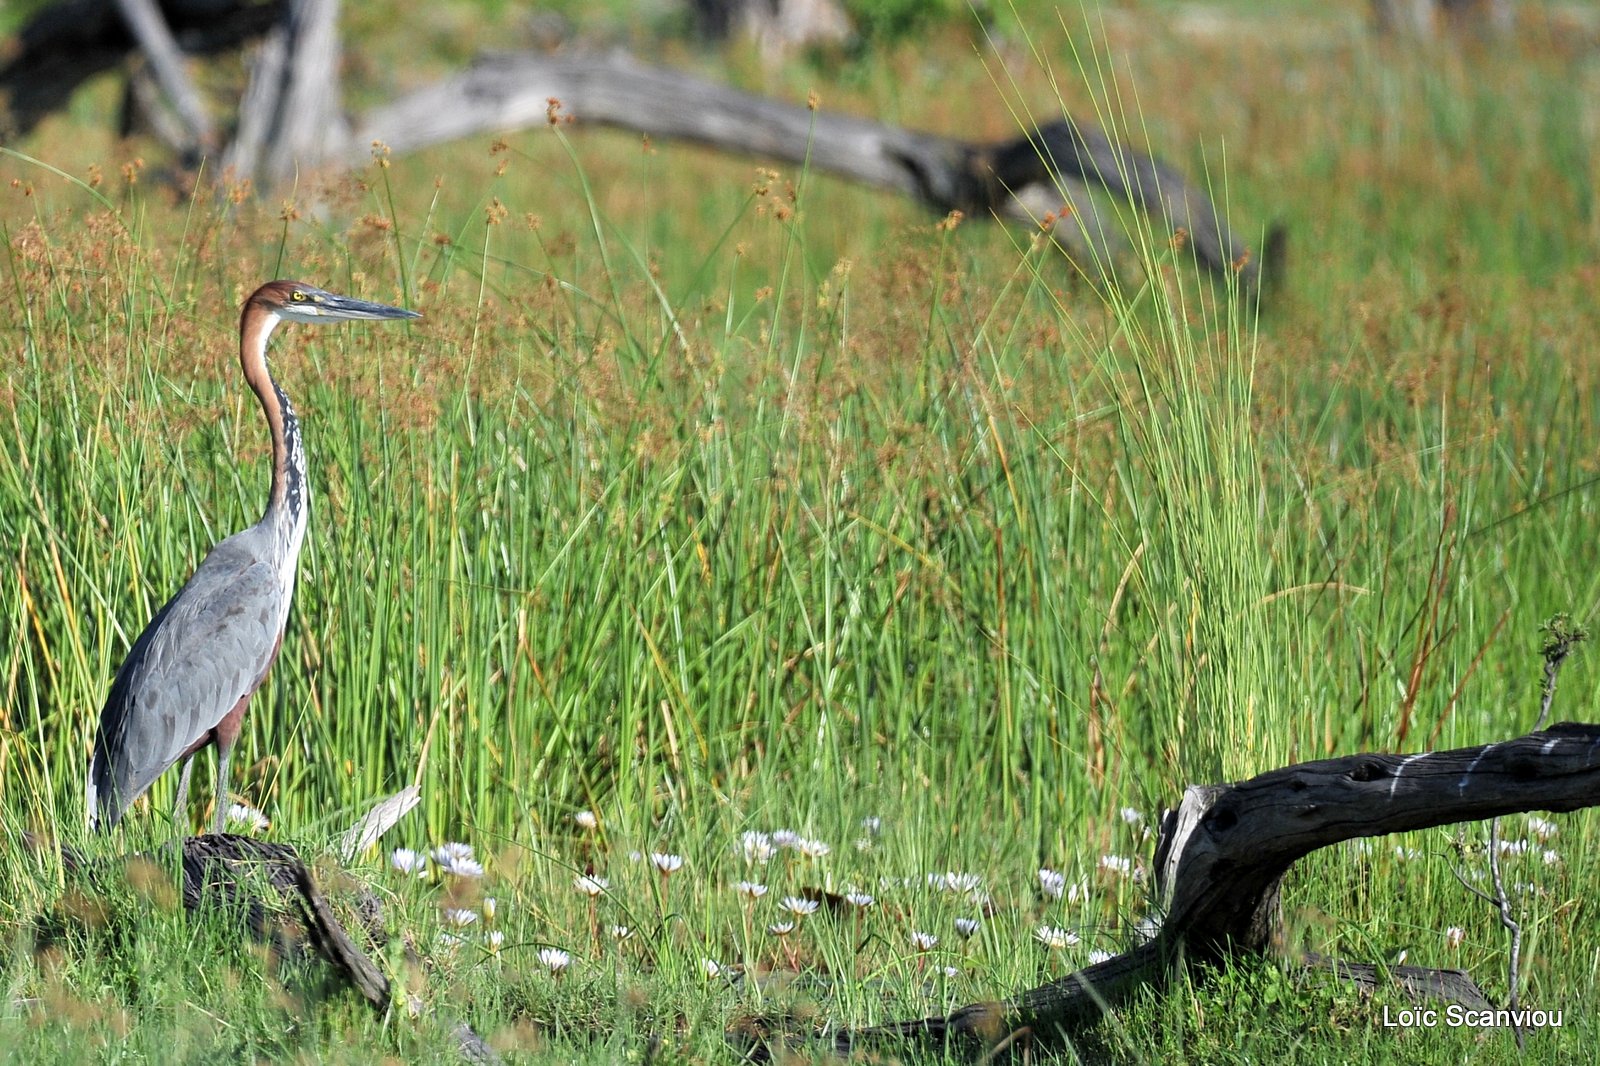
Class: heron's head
252,280,421,324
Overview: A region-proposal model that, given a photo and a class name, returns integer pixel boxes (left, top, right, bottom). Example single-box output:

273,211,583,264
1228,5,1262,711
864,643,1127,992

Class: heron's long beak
320,294,422,321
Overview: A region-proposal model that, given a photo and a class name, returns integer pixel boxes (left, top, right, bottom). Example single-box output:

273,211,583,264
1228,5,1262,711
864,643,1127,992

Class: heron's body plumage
88,528,289,829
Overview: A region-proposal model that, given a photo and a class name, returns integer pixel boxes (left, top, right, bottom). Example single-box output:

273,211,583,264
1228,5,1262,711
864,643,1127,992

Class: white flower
954,917,980,939
226,803,270,831
1088,948,1114,964
1394,845,1422,862
768,921,796,937
779,896,819,918
538,947,571,974
443,908,479,928
438,855,485,879
1098,855,1134,879
795,837,831,859
483,897,498,921
1034,925,1080,950
574,809,598,830
1542,848,1562,867
942,871,983,894
574,874,609,897
861,815,882,835
701,958,722,978
390,848,429,877
609,924,634,941
734,880,769,901
1445,926,1465,949
437,932,464,949
1119,806,1144,826
1038,868,1066,899
1527,816,1557,841
739,831,776,864
650,852,684,874
844,891,875,909
1496,838,1529,856
486,930,505,954
433,842,475,864
771,829,800,849
909,931,938,951
941,965,961,978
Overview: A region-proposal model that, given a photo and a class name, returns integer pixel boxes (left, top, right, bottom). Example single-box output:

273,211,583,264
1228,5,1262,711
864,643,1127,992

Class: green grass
3,7,1600,1063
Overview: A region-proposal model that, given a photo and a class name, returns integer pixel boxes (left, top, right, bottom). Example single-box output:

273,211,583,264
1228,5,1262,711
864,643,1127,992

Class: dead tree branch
0,0,284,139
831,722,1600,1059
34,831,499,1064
354,49,1267,295
4,5,1268,293
112,0,215,156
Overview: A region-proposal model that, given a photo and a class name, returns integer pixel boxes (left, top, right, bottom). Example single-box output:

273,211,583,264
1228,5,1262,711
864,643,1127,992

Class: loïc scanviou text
1383,1005,1562,1029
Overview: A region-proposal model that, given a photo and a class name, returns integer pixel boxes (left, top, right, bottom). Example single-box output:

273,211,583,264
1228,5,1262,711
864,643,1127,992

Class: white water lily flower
226,803,270,831
438,855,484,879
390,848,428,877
1034,925,1079,950
779,895,819,918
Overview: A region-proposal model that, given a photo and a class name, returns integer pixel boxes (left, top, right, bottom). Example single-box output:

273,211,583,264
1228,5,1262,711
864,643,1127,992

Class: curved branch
835,723,1600,1058
353,49,1267,293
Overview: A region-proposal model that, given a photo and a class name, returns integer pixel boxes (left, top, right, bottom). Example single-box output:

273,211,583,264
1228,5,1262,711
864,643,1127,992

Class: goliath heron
87,281,420,834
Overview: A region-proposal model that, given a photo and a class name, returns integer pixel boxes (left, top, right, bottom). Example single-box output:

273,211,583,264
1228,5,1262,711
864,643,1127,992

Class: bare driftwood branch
354,49,1266,295
112,0,215,155
4,6,1267,293
34,831,499,1064
1302,951,1494,1009
831,722,1600,1059
0,0,284,138
223,0,345,185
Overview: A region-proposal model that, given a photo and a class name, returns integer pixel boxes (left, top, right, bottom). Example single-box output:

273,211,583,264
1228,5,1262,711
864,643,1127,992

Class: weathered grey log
34,831,499,1064
354,49,1264,294
223,0,346,184
113,0,216,155
4,5,1266,291
0,0,285,138
831,722,1600,1059
1302,951,1495,1010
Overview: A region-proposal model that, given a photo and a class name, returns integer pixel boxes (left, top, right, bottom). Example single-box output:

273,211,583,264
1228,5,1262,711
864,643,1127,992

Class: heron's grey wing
88,534,289,827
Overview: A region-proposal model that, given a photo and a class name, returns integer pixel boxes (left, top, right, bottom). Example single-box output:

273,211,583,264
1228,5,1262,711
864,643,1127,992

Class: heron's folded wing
92,541,287,818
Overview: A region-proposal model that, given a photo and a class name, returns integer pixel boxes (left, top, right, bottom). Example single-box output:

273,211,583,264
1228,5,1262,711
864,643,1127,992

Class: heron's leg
173,753,197,833
212,745,234,834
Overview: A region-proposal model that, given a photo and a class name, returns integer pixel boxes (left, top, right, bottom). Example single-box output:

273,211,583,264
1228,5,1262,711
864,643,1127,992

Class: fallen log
2,4,1270,296
33,830,500,1064
830,722,1600,1059
354,49,1268,297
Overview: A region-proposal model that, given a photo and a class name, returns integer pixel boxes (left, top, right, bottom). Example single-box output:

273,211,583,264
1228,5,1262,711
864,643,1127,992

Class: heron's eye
291,290,307,302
